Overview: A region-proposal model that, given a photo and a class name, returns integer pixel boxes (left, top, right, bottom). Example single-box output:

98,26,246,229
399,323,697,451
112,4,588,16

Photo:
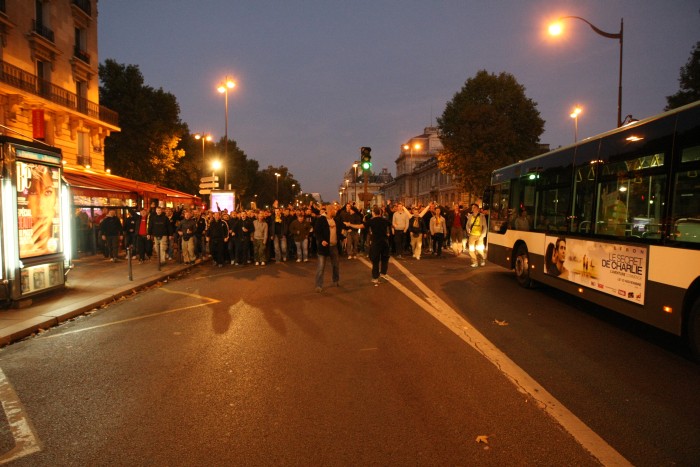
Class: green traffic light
361,161,372,170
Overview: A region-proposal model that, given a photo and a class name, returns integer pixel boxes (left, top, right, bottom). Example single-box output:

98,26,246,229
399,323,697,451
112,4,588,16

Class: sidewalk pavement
0,254,197,347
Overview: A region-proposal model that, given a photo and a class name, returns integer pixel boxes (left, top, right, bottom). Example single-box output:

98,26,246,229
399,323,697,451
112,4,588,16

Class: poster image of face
17,162,61,258
544,235,647,305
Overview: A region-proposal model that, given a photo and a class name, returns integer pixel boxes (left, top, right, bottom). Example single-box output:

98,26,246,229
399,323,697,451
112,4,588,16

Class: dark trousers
235,239,250,264
210,237,226,265
394,230,405,256
370,240,390,279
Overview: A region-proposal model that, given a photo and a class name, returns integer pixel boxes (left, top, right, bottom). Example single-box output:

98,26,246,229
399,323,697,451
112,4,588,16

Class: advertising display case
0,137,70,303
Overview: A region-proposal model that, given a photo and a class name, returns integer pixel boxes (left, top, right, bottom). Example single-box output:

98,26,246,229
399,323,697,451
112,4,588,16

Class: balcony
32,20,54,43
0,60,118,127
73,46,90,64
72,0,91,16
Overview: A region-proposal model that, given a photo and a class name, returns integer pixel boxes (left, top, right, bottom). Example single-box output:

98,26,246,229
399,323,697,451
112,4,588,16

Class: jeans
315,246,339,288
153,236,168,263
272,235,287,261
294,238,309,261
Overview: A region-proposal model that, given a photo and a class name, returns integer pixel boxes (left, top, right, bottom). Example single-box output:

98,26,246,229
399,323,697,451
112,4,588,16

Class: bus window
571,141,601,233
672,145,700,243
489,181,510,234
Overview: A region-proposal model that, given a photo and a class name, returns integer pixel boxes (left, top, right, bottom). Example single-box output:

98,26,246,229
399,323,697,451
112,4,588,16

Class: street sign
199,189,211,195
199,182,219,189
359,193,374,201
200,176,219,183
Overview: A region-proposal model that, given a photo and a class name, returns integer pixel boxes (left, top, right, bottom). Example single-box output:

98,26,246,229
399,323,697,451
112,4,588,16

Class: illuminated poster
16,161,62,258
544,236,647,304
211,191,236,213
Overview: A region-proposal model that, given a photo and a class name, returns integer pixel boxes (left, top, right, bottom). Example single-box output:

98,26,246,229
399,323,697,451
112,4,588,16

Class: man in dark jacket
207,211,229,267
147,205,173,265
100,209,123,262
314,204,340,292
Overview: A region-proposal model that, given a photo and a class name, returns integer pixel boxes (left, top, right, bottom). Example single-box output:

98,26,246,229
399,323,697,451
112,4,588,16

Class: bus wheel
514,245,533,288
688,297,700,361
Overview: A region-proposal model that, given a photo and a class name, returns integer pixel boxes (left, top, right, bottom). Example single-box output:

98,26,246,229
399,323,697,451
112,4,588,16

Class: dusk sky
98,1,699,201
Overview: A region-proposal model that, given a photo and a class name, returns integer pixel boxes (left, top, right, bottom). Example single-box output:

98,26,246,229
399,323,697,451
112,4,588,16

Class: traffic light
360,147,372,171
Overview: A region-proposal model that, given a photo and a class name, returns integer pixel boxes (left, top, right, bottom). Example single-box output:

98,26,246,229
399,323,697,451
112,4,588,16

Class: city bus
484,100,700,358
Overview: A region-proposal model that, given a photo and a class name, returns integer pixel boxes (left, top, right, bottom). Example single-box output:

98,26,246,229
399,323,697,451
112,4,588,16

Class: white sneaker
296,259,301,262
261,262,265,266
480,261,486,266
255,262,259,266
471,263,478,268
371,279,379,286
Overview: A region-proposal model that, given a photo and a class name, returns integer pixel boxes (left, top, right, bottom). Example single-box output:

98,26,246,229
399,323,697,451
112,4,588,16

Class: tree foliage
437,70,545,195
99,59,186,184
666,41,700,110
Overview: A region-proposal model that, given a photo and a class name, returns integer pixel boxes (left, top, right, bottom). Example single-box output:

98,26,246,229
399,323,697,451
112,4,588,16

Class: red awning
63,167,201,206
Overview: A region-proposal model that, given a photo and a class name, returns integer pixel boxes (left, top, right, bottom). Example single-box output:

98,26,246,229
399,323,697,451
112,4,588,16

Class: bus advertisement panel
544,236,647,305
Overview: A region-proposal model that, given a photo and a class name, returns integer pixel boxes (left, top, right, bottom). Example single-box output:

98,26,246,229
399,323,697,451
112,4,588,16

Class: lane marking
360,257,631,466
0,367,41,464
41,288,220,339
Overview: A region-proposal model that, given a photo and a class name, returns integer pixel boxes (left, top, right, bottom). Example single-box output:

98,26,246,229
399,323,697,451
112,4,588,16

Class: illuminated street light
217,76,236,188
352,162,358,205
570,106,582,142
403,142,422,204
274,172,280,201
194,133,212,177
211,160,222,182
548,16,624,127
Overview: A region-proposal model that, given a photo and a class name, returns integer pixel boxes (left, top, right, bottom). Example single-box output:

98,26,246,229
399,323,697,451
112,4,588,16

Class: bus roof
492,99,700,176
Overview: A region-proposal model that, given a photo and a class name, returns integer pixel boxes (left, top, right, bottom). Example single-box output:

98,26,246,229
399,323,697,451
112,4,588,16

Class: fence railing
0,60,118,126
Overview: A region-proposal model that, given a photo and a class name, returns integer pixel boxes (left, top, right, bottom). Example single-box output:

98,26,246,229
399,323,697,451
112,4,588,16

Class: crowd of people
89,198,489,288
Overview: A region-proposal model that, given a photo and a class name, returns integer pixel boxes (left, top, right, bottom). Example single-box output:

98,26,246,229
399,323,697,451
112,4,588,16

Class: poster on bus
544,236,647,305
16,161,62,258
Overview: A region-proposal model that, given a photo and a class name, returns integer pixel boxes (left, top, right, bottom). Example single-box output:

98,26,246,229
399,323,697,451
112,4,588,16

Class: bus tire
514,244,533,288
688,297,700,361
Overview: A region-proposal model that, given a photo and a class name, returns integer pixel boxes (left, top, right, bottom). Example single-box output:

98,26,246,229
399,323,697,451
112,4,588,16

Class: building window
76,79,87,113
77,131,91,167
74,27,89,63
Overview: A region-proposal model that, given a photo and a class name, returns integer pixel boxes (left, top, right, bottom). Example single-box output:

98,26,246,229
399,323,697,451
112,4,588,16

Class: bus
484,100,700,358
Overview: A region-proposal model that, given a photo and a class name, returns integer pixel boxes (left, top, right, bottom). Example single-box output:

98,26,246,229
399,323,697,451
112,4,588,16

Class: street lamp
570,106,582,142
403,142,422,204
194,133,212,177
217,76,236,189
211,159,221,178
548,16,624,128
274,172,280,201
352,162,358,205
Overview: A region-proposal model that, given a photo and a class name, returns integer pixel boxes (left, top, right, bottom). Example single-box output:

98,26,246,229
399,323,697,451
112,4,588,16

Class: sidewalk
0,254,196,347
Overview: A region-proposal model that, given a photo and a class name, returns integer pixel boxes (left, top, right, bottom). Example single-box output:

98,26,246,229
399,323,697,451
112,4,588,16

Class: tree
666,41,700,110
437,70,545,196
99,59,187,185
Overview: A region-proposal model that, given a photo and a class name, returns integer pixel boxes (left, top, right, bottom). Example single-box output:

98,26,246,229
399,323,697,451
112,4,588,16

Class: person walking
147,205,173,265
99,209,123,262
407,206,428,260
314,204,340,292
366,205,392,285
177,209,197,265
430,206,447,257
466,203,488,267
207,211,229,268
252,211,268,266
289,211,313,262
391,202,409,258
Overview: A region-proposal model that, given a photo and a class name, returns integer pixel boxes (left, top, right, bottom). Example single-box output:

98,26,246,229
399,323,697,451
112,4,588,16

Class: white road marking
362,257,632,467
0,367,41,464
40,288,220,339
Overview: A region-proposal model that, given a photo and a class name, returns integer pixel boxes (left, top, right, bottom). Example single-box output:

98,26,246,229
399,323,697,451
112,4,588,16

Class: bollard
127,245,133,281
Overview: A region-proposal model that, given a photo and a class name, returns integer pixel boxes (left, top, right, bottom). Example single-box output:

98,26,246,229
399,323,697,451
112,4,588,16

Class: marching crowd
93,199,488,289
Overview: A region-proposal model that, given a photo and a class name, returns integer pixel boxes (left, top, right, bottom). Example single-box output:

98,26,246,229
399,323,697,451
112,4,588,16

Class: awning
63,167,201,206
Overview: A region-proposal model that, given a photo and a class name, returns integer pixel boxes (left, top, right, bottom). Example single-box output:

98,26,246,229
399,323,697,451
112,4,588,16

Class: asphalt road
0,253,697,465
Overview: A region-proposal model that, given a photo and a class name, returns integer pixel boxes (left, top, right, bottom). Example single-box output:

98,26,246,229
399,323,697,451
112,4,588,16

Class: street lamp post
403,143,422,205
217,77,236,189
352,162,358,205
570,106,582,142
274,172,280,201
211,160,221,207
194,133,212,178
549,16,624,127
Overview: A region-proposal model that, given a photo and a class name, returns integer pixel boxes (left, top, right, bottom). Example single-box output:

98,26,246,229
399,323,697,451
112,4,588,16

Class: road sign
200,176,219,183
199,189,211,195
199,182,219,189
359,193,374,201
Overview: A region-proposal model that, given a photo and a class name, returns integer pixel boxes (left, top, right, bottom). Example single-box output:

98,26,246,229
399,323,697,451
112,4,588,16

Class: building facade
0,0,119,169
382,126,474,208
339,165,392,210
